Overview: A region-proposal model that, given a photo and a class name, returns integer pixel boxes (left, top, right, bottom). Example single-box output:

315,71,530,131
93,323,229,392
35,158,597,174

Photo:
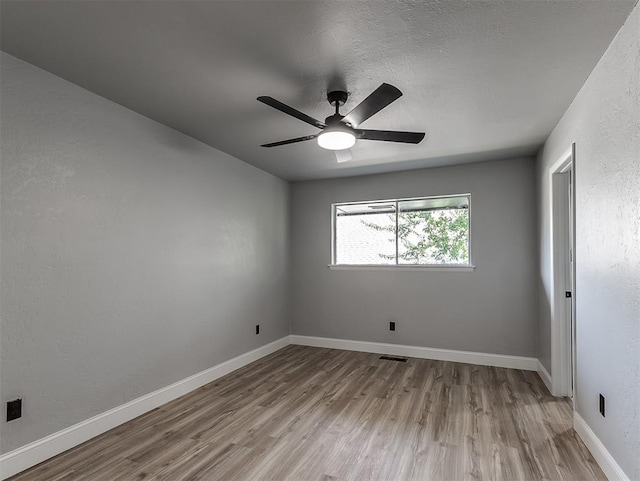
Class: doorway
549,144,575,398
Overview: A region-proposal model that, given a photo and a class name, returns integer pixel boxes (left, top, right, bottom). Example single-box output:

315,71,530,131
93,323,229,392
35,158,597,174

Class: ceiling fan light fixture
258,83,424,151
317,129,356,150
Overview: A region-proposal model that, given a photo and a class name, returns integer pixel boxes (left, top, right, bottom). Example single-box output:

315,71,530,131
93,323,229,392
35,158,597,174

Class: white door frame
549,144,576,397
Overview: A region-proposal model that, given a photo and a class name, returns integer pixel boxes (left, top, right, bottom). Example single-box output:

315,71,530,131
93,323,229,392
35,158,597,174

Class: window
332,194,470,266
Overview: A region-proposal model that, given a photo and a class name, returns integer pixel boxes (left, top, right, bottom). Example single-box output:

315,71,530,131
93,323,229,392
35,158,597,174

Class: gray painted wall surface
0,53,290,454
537,4,639,478
291,158,538,357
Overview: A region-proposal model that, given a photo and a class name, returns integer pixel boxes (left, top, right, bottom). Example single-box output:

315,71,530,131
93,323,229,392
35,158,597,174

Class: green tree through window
361,205,469,264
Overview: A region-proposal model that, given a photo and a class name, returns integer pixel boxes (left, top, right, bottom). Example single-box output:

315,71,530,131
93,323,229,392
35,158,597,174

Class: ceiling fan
257,83,425,155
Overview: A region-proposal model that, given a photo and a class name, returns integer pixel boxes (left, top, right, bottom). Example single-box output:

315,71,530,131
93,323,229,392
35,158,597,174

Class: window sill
327,264,476,272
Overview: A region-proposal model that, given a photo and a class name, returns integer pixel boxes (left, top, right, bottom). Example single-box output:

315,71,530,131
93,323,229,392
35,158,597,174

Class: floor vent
379,355,408,362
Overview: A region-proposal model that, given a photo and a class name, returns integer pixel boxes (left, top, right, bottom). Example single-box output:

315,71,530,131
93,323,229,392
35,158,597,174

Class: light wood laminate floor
10,345,605,481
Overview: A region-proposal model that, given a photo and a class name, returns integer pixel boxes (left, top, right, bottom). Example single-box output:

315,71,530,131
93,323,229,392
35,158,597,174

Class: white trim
0,336,290,480
290,335,537,371
550,145,574,174
537,360,553,393
574,413,630,481
548,143,575,397
327,265,475,272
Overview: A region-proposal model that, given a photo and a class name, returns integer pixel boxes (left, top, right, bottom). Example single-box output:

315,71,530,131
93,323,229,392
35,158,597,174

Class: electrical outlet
599,394,605,417
389,321,396,331
7,399,22,422
255,324,260,335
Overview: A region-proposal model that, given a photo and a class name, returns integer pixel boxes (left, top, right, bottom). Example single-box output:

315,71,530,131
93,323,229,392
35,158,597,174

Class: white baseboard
537,360,553,393
290,335,537,371
574,413,630,481
0,336,290,480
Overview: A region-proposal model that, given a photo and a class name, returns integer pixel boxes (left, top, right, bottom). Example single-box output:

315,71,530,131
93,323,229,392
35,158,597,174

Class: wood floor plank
9,346,607,481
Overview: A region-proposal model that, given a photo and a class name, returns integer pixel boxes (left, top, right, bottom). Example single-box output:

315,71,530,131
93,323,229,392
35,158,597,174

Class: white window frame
329,193,474,270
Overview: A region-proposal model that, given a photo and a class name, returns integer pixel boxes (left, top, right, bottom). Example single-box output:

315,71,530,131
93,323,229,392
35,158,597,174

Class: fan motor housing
324,113,346,126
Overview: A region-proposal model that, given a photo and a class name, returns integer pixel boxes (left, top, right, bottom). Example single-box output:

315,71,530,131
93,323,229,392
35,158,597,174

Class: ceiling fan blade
257,96,325,129
356,129,425,144
342,83,403,128
335,149,352,163
261,134,318,148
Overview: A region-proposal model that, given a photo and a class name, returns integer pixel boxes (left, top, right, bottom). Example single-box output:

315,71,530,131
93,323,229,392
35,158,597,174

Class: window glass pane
397,197,469,265
335,202,396,264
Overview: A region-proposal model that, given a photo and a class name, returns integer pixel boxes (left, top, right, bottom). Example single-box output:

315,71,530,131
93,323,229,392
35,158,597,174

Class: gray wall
291,158,538,357
0,53,290,454
537,4,639,478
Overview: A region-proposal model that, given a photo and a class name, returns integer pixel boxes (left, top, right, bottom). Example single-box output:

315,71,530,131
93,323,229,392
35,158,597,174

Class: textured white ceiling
0,0,635,181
